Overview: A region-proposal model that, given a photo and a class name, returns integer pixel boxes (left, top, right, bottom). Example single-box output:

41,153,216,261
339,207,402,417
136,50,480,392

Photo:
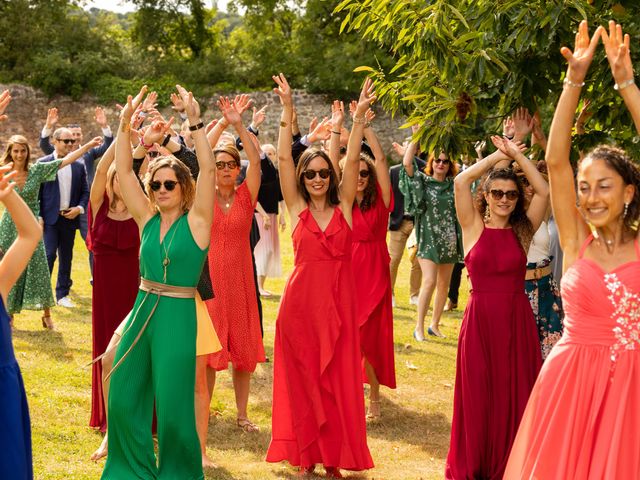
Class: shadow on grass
366,397,451,459
12,327,74,362
204,465,237,480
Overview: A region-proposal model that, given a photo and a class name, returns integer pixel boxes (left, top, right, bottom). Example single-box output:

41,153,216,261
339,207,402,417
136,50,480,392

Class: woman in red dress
203,97,265,439
331,105,395,420
266,74,375,478
88,142,140,434
446,136,548,479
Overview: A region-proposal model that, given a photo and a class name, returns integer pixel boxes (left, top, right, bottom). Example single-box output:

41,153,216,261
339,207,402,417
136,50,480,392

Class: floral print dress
0,160,61,313
399,160,463,264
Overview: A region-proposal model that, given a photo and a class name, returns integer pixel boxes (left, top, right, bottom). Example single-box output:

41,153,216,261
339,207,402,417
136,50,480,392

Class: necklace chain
161,217,180,283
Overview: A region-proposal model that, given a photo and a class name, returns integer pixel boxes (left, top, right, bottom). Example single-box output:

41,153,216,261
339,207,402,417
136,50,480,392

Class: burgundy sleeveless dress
445,227,541,479
89,195,140,431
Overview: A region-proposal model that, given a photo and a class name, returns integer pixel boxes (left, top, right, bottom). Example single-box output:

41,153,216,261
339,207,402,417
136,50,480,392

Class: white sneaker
409,295,419,305
57,296,74,308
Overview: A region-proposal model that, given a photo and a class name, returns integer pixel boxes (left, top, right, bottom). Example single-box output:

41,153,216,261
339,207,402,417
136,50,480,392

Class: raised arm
546,20,601,256
176,85,215,250
491,136,549,231
273,73,305,218
220,96,261,203
363,109,391,208
116,86,154,228
89,141,116,218
329,100,345,179
59,136,103,169
0,167,42,300
341,78,376,217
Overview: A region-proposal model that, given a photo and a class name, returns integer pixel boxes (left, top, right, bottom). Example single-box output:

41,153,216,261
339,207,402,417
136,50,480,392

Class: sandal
236,417,260,433
41,315,55,330
296,465,316,476
366,400,381,421
325,466,343,478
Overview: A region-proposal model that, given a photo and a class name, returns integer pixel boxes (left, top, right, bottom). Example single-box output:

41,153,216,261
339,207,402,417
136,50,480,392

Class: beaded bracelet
614,79,635,91
563,77,585,88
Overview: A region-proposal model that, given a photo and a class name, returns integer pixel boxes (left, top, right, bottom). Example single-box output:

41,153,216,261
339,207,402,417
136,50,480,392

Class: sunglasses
434,158,450,165
215,160,239,170
58,138,77,145
359,169,370,178
148,151,160,159
489,189,519,201
303,168,331,180
150,180,178,192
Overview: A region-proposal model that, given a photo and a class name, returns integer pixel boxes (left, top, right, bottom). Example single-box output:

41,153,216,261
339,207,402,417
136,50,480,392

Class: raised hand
307,117,318,135
141,91,158,113
94,106,108,128
512,107,533,141
531,111,546,140
392,141,407,157
355,77,376,117
218,96,242,127
252,105,267,128
45,106,57,129
601,20,634,86
83,136,103,150
0,165,16,200
308,117,332,143
120,86,148,123
348,100,358,118
561,20,602,84
364,108,376,124
331,100,345,129
175,84,201,122
143,118,174,145
490,135,527,159
233,94,253,116
503,116,515,138
272,73,293,106
170,92,185,113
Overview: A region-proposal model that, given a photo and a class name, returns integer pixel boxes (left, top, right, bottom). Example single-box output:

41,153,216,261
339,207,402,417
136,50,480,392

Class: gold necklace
161,217,180,283
217,188,234,209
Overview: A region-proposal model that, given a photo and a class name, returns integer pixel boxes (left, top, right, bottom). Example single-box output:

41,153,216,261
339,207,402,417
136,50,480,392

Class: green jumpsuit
102,213,206,480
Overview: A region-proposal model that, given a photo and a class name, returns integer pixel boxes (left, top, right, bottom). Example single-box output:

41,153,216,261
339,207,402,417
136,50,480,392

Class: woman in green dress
101,84,215,480
399,136,463,340
0,134,102,329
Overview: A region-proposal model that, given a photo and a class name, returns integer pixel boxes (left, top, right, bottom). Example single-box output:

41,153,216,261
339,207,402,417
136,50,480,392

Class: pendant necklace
217,188,234,210
161,218,180,283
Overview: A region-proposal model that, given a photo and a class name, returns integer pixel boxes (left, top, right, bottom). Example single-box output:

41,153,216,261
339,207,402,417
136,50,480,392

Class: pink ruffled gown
505,234,640,479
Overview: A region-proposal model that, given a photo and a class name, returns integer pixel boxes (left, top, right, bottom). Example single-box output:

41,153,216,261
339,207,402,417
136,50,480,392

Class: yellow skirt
113,291,221,356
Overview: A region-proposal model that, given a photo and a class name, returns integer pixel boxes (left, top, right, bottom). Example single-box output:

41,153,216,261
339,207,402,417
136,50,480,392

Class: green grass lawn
12,228,468,479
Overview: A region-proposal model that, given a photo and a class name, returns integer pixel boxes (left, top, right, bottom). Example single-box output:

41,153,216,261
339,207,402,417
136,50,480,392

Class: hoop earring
624,202,629,219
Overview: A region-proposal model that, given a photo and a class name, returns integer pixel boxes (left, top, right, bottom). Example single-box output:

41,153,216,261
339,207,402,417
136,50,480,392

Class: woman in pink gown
505,21,640,478
447,135,549,479
266,74,375,478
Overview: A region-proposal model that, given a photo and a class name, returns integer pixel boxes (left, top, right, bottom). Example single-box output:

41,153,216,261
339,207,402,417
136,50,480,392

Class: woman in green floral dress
0,134,101,328
399,139,463,340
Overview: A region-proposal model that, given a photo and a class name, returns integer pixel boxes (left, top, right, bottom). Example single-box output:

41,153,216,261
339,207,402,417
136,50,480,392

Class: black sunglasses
216,160,239,170
148,151,160,159
303,168,331,180
434,158,450,165
359,169,370,178
489,189,519,201
58,138,77,145
150,180,178,192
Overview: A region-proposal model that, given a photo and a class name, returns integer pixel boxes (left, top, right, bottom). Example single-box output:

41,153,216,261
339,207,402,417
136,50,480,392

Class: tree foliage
336,0,640,158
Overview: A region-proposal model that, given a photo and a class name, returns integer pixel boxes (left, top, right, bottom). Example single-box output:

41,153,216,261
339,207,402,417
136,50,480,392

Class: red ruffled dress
88,195,140,431
352,185,396,388
266,207,374,470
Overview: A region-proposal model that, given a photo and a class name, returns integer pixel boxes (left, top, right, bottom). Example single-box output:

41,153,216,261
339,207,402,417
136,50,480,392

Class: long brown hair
1,135,31,172
476,168,534,251
296,148,340,206
144,156,195,212
341,153,378,212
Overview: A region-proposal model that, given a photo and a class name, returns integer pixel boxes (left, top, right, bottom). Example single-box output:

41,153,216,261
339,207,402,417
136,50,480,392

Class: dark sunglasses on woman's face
359,169,370,178
489,189,519,201
150,180,178,192
148,151,160,158
434,158,450,165
215,160,239,170
303,168,331,180
58,138,77,145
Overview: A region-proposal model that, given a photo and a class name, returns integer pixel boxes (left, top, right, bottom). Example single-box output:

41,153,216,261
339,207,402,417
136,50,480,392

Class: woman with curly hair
506,20,640,478
446,134,548,479
399,134,463,339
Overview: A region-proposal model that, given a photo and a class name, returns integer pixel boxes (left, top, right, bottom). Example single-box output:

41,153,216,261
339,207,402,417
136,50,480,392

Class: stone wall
0,84,408,162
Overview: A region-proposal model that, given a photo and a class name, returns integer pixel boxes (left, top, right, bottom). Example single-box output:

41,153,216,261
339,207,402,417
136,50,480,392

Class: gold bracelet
352,116,366,124
280,120,288,128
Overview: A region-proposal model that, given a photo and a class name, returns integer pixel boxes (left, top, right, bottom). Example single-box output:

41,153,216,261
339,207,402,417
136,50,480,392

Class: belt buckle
534,268,542,280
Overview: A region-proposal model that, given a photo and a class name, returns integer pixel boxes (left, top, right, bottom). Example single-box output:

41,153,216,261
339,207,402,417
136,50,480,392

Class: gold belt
98,278,196,380
525,264,552,281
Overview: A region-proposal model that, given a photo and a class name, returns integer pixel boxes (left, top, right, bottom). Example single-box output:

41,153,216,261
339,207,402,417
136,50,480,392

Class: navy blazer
40,135,113,185
37,154,90,227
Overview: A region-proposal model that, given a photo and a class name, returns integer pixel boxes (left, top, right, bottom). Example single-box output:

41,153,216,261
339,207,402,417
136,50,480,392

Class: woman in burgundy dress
332,106,395,420
446,136,548,479
266,74,375,478
88,142,140,436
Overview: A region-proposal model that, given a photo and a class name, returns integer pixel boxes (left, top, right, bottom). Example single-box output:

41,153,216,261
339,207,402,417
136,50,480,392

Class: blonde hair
1,135,31,172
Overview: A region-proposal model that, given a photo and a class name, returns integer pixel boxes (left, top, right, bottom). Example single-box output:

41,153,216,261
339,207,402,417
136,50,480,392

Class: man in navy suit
38,127,90,307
